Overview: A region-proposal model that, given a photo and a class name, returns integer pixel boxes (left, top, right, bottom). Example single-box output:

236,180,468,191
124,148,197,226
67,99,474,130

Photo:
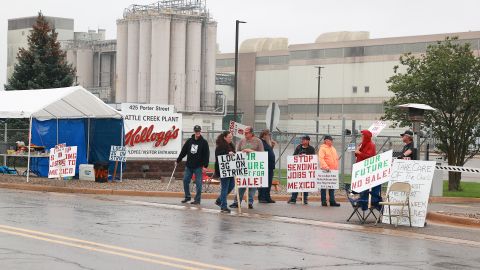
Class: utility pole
233,20,246,123
315,66,324,145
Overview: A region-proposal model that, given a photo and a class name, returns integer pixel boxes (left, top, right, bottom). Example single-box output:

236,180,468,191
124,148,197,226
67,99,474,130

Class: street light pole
316,66,324,144
234,20,246,123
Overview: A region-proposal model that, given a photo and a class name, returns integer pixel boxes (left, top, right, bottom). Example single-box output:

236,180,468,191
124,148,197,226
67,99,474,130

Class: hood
361,130,372,144
191,134,204,141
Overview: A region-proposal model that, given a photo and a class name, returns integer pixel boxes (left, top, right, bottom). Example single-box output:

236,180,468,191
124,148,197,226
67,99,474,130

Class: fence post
3,123,7,166
340,117,346,186
350,120,357,169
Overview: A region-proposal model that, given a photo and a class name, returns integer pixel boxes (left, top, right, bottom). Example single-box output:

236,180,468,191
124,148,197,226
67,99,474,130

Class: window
344,46,365,57
352,86,358,93
364,86,370,93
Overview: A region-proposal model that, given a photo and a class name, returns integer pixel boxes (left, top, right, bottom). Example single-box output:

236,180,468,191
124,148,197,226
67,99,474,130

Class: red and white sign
48,146,77,178
229,121,247,139
287,155,319,192
122,103,182,159
368,121,387,137
235,152,268,188
351,150,393,193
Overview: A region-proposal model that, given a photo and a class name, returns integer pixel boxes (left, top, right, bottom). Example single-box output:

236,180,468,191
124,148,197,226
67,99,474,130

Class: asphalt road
0,189,479,270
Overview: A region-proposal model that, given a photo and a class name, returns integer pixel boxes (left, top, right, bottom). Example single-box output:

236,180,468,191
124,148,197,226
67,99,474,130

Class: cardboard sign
217,152,248,178
368,121,387,137
351,150,393,192
317,170,339,189
235,152,268,188
286,155,318,192
109,146,127,162
382,160,435,227
229,121,247,139
122,103,182,159
48,146,77,178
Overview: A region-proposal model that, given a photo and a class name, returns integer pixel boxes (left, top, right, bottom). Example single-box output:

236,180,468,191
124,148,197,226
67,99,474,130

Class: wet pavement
0,188,479,270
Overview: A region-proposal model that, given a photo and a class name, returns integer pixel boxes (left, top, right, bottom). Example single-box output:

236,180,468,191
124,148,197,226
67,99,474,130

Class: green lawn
443,181,480,198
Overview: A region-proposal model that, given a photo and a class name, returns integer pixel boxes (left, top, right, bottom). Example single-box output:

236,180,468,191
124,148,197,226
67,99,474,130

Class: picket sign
351,150,393,193
217,152,248,178
367,121,387,137
316,170,339,189
235,152,268,188
229,121,248,139
286,155,319,193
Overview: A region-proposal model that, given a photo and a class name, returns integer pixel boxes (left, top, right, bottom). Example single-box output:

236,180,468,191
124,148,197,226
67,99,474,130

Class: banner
317,170,339,189
229,121,247,139
122,103,182,159
217,152,248,178
382,159,435,227
286,155,318,192
368,121,387,137
235,152,268,188
48,146,77,178
109,146,127,162
351,150,393,193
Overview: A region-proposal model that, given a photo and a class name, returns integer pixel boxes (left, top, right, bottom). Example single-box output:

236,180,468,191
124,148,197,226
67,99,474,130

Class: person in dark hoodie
176,125,210,205
258,129,276,203
354,130,381,210
214,131,236,213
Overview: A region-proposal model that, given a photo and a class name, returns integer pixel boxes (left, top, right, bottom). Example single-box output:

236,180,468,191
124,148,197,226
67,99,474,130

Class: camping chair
191,167,219,192
376,182,412,227
345,184,382,224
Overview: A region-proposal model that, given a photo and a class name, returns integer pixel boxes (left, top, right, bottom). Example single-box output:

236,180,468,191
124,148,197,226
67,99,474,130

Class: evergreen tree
5,12,75,90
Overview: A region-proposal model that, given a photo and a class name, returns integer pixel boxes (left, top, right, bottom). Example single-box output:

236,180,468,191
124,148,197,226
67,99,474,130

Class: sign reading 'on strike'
235,152,268,188
287,155,318,192
351,150,393,193
217,152,248,178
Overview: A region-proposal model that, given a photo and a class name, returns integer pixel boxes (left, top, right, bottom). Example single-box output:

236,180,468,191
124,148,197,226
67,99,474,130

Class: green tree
383,37,480,191
5,12,75,90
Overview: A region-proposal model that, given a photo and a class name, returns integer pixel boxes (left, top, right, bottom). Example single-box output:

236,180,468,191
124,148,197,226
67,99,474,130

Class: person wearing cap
318,135,340,207
287,135,316,204
399,130,417,160
355,130,381,210
176,125,210,205
230,126,264,209
258,129,277,203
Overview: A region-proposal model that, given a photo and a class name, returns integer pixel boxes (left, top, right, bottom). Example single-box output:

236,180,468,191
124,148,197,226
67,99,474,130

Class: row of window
254,103,384,114
353,86,369,93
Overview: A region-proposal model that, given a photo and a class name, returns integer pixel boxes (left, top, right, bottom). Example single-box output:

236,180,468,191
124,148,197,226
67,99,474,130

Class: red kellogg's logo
125,125,179,147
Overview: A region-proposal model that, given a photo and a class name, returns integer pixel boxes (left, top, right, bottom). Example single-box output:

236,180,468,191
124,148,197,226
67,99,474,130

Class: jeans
234,187,256,204
359,185,382,211
290,192,309,202
183,166,203,202
321,189,336,203
258,168,274,201
219,177,235,208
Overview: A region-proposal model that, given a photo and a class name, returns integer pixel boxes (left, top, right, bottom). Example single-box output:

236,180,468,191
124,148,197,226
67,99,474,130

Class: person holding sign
230,126,264,209
288,135,316,204
258,130,276,203
398,130,417,160
176,125,210,205
318,135,340,207
214,131,236,213
355,130,381,210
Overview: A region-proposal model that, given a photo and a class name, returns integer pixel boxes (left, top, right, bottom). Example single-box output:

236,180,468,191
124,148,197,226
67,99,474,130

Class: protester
288,135,316,204
230,126,264,209
214,131,236,213
318,135,340,207
355,130,380,210
176,125,210,205
398,130,417,160
258,129,276,203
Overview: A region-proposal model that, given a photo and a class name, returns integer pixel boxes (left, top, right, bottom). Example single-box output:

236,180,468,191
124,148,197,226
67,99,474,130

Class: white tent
0,86,123,181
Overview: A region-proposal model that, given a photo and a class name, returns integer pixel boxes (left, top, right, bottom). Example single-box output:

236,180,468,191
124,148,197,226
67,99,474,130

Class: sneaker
248,204,254,209
229,202,238,208
220,208,231,213
215,198,221,206
181,198,191,203
303,201,308,205
287,200,296,204
330,202,341,207
321,201,328,207
190,201,200,205
266,199,276,203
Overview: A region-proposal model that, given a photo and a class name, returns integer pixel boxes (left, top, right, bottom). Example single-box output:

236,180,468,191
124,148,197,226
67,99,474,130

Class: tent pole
87,118,90,162
26,117,33,182
56,118,59,145
120,119,124,182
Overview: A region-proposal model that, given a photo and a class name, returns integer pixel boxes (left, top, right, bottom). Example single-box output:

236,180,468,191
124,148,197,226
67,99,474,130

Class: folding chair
345,184,382,224
376,182,412,227
191,168,219,193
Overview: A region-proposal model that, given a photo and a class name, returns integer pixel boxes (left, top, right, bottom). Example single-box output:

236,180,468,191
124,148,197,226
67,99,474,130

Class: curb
427,212,480,228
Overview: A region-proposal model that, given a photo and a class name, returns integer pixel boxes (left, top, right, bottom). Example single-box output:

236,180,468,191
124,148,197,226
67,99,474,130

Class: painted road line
123,200,480,248
0,225,233,270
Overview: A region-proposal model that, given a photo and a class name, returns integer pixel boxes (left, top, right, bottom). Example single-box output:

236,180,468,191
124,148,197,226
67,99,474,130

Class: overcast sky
1,0,480,90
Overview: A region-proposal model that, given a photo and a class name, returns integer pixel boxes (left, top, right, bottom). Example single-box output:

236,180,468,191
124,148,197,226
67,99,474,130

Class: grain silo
115,0,217,112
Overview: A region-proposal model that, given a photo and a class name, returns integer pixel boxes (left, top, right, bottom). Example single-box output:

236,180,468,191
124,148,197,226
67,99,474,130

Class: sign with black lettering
317,170,339,189
217,152,248,178
109,146,127,162
235,152,268,188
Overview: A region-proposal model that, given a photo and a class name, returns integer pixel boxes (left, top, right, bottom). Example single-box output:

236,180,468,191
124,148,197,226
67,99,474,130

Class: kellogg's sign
122,103,182,159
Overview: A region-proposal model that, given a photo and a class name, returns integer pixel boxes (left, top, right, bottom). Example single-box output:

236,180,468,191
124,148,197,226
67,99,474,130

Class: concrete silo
66,49,77,70
169,16,187,111
185,18,202,111
138,19,152,103
115,21,128,103
76,48,94,88
126,20,140,103
203,21,217,110
150,15,170,104
100,53,113,87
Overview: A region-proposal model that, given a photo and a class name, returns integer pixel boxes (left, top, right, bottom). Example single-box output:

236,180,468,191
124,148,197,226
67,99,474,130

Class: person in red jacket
354,130,381,210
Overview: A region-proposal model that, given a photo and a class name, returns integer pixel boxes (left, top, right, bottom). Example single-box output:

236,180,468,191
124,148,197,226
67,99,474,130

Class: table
0,153,49,176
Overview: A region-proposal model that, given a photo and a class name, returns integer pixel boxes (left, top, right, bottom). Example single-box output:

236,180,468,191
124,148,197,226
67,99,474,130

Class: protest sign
351,150,393,193
217,152,248,178
235,152,268,188
382,159,435,227
48,146,77,178
122,103,182,159
109,146,127,162
229,121,247,139
368,121,387,137
317,170,339,189
286,155,318,192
